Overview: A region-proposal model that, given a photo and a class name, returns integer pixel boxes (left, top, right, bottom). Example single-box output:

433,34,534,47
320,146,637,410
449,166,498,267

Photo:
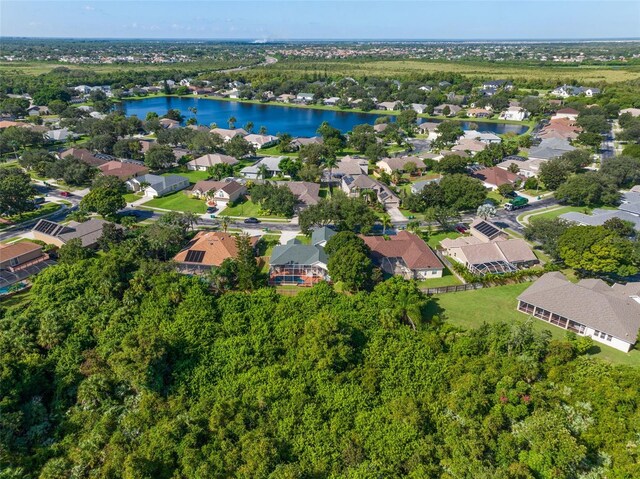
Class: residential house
240,156,283,179
290,136,323,150
173,231,259,274
482,80,513,91
45,128,75,142
98,161,149,180
279,181,321,207
0,120,28,130
552,107,580,121
466,108,492,119
210,128,248,141
528,138,575,161
620,108,640,117
411,103,428,114
419,85,434,92
551,85,582,98
462,130,502,144
410,178,441,194
472,166,522,190
126,174,189,198
269,233,330,286
311,226,336,247
433,104,461,116
341,174,400,208
417,122,440,140
331,155,369,178
496,158,545,178
187,153,238,171
373,123,389,133
159,118,180,129
377,101,402,111
452,138,487,154
323,97,341,106
376,156,426,175
438,81,452,88
59,148,107,167
27,105,50,116
32,218,121,248
191,180,246,203
440,219,538,275
0,241,53,289
500,106,529,121
244,134,279,149
296,93,315,103
277,94,296,103
537,117,581,140
559,190,640,231
361,231,444,280
517,272,640,352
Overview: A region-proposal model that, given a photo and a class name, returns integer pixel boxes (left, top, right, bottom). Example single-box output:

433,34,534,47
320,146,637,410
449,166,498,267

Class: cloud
83,5,95,11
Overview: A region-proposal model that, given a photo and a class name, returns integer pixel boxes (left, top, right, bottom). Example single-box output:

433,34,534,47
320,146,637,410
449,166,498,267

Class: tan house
191,180,246,204
0,241,46,270
174,231,259,274
98,161,149,180
187,153,238,171
472,166,522,190
59,148,107,167
32,218,120,248
376,156,426,175
210,128,248,141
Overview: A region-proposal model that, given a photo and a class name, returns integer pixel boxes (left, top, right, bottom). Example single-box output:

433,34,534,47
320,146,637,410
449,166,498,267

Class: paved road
491,197,559,233
600,120,616,161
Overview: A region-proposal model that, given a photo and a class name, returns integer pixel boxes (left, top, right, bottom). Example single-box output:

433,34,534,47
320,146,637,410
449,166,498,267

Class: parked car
206,206,217,213
244,217,260,224
455,224,468,234
59,191,71,197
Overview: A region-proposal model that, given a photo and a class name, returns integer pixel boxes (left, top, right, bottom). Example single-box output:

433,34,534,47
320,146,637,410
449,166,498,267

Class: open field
264,59,640,84
428,283,640,366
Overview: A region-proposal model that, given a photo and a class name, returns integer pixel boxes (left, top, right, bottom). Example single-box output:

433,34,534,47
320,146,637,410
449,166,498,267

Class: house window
10,257,19,266
606,335,612,342
567,320,586,334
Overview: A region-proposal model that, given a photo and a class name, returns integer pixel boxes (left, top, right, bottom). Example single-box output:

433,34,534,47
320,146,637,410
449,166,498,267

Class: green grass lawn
142,192,207,214
417,267,462,288
427,283,640,366
487,190,507,205
162,168,210,184
224,199,289,219
1,202,62,226
124,193,143,203
425,230,462,249
526,205,609,222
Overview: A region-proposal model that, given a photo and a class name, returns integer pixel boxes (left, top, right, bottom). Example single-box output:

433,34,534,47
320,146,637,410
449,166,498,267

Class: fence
420,283,484,295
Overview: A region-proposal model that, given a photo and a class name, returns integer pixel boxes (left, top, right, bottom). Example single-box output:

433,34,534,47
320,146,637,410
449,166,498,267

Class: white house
210,128,248,141
296,93,315,103
126,174,189,198
244,134,279,149
500,106,529,121
411,103,428,114
240,156,284,179
462,130,502,144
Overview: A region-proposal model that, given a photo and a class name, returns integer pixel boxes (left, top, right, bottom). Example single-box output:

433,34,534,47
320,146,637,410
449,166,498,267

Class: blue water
119,97,529,137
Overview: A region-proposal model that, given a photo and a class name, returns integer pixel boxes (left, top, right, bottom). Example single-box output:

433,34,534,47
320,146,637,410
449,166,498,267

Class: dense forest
1,242,639,478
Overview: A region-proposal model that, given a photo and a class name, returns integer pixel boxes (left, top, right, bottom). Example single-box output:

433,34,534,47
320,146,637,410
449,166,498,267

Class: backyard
427,283,640,367
224,198,289,219
162,168,210,184
141,191,207,214
417,266,462,288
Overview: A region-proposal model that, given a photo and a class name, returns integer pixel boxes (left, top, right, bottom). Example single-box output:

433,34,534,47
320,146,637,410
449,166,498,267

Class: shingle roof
361,231,444,270
60,148,106,167
518,272,640,342
174,232,258,267
472,166,521,187
270,240,327,266
99,161,148,179
189,154,238,168
311,226,336,245
0,241,42,261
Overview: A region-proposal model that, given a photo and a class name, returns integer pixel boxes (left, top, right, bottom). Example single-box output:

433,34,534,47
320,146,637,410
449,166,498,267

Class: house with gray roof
517,272,640,352
240,156,284,179
528,138,575,161
311,226,336,247
560,191,640,230
32,218,121,249
126,174,189,198
341,174,400,208
269,233,330,287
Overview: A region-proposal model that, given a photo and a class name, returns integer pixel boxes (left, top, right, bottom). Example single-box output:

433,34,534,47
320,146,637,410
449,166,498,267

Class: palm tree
182,212,199,230
258,125,267,135
244,121,254,133
380,213,391,235
188,106,198,124
258,163,269,180
228,116,237,129
220,215,230,232
324,156,337,194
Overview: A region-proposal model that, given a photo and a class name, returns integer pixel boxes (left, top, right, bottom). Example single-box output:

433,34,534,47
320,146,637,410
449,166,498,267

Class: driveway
387,206,408,224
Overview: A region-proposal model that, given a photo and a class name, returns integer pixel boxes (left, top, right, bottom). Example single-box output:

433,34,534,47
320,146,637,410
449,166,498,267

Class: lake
119,96,529,137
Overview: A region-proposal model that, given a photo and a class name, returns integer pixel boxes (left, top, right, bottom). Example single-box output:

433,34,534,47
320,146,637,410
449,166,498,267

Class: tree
348,124,377,153
434,155,468,175
425,205,461,230
225,135,255,159
497,183,516,198
0,168,35,217
507,163,520,174
603,217,636,238
558,225,639,276
397,109,418,132
258,125,268,135
80,176,126,218
477,203,497,220
58,238,92,264
250,183,298,217
98,222,125,251
299,193,377,235
328,245,376,292
600,155,640,187
145,144,176,170
577,132,603,150
244,121,254,133
188,106,198,123
277,133,294,153
113,139,143,160
45,156,96,186
317,121,345,150
365,143,388,162
228,116,237,129
439,174,487,211
164,108,184,122
538,159,571,190
433,121,464,148
324,156,337,193
298,143,331,166
324,231,369,256
278,157,301,179
524,217,571,259
555,172,620,207
207,163,234,181
234,234,261,290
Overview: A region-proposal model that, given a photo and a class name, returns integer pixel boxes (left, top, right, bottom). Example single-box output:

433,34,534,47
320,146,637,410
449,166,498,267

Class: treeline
1,246,639,478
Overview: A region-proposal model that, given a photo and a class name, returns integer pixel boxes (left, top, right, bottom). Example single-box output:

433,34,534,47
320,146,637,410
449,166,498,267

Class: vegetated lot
264,59,640,83
1,202,61,226
224,199,288,219
427,282,640,366
142,192,206,214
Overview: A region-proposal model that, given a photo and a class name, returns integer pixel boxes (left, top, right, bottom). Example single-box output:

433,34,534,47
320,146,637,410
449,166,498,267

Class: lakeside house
517,272,640,353
244,134,279,149
210,128,248,141
500,106,529,121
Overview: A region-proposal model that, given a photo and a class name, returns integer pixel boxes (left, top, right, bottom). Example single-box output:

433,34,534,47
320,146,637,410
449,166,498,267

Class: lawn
487,190,507,205
425,230,462,249
426,283,640,367
224,199,289,219
525,205,615,223
417,267,462,288
142,191,207,214
124,193,143,203
1,202,62,227
162,168,210,184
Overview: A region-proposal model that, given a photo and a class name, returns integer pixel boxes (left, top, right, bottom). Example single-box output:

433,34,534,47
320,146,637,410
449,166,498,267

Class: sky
1,0,639,40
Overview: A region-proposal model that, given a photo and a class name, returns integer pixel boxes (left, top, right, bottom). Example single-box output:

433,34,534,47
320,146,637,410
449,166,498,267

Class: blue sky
1,1,639,40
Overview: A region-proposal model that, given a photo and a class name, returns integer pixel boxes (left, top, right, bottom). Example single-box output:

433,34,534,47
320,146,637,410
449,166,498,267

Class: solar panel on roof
34,220,61,236
474,221,501,239
184,250,205,263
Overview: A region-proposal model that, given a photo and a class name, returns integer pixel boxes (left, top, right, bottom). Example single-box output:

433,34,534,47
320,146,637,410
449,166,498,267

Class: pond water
119,96,529,137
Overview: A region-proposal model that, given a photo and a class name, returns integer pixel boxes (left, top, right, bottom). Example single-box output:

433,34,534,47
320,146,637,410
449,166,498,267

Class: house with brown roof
376,156,426,175
278,181,321,207
552,107,580,121
173,232,259,274
159,118,180,129
452,138,487,154
472,166,522,190
187,153,238,171
59,148,107,167
361,231,444,280
466,108,492,118
433,104,462,116
244,134,278,149
191,180,246,204
0,241,54,290
517,272,640,352
341,174,400,208
98,161,149,180
290,136,323,150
